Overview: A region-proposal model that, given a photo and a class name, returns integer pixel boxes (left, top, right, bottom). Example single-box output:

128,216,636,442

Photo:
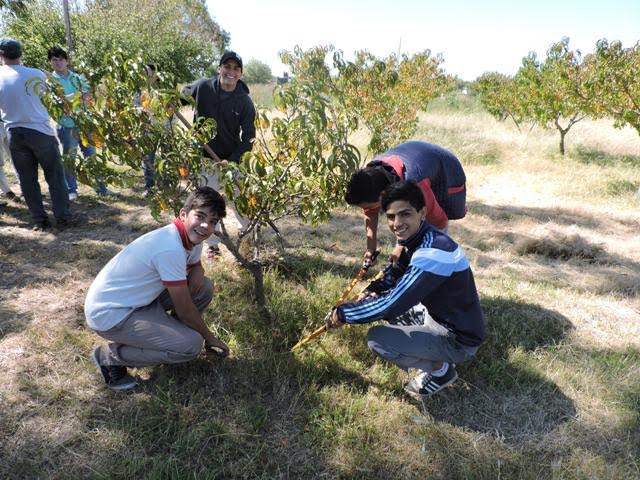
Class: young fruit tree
38,47,362,310
563,39,640,137
215,45,362,307
333,49,454,153
472,72,526,131
515,38,585,156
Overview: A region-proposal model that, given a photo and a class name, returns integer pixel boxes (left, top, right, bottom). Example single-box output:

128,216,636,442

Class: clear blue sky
206,0,639,81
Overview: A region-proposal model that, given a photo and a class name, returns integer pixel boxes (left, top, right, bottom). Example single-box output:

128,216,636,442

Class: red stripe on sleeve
417,178,448,229
448,184,465,194
162,279,188,286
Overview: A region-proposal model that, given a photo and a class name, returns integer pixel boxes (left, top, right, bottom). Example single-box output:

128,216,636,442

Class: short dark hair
380,180,425,212
344,167,391,205
0,38,22,60
184,186,226,218
47,46,68,61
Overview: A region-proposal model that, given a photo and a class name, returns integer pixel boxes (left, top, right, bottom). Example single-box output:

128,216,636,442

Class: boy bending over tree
326,180,484,399
85,187,230,391
344,141,467,266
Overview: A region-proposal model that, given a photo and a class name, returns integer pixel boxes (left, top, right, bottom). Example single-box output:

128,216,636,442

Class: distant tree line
472,38,640,155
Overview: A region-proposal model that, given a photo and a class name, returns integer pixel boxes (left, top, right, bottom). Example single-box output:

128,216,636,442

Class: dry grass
514,233,606,262
1,96,639,479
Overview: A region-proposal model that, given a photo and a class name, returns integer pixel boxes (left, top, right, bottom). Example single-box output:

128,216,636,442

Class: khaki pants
93,278,214,367
199,164,249,248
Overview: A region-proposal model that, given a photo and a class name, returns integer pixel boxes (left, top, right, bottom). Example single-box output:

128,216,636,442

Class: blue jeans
56,125,107,194
143,150,156,190
7,127,71,223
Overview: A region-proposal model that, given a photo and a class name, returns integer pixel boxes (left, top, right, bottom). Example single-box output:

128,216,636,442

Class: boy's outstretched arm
166,284,229,356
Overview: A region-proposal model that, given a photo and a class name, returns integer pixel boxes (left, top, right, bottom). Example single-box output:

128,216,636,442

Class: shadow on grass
0,350,335,479
572,145,640,168
466,200,607,230
422,296,575,445
0,302,34,340
2,304,637,479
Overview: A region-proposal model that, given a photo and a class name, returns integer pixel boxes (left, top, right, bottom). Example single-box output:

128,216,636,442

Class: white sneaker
404,365,458,400
69,192,78,201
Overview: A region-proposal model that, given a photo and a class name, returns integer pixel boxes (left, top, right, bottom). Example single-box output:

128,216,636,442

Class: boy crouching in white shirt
84,186,229,391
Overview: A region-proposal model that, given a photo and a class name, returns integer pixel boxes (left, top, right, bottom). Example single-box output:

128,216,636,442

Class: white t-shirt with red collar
85,220,203,331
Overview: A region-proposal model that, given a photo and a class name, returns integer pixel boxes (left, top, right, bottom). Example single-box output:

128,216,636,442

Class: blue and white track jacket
337,222,485,347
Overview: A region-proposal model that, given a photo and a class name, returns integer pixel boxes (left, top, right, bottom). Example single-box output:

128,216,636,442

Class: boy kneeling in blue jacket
326,180,485,399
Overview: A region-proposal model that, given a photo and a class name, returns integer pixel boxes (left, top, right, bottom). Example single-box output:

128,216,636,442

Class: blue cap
0,38,22,59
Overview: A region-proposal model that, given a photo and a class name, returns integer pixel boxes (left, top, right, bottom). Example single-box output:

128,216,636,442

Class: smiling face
218,60,242,92
179,207,219,245
384,200,425,242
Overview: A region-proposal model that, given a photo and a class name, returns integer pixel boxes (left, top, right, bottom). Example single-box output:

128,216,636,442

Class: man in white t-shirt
0,38,71,230
85,186,230,391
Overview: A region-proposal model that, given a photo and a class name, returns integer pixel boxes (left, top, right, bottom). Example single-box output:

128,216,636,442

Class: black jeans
7,127,70,223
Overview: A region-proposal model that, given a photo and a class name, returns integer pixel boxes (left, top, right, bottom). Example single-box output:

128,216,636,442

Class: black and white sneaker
91,347,138,391
404,364,458,400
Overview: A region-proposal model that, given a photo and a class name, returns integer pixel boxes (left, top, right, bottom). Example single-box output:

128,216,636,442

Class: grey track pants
93,278,214,368
366,304,478,373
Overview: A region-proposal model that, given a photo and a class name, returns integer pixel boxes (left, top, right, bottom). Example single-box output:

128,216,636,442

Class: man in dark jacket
327,180,484,400
182,51,256,261
183,51,256,162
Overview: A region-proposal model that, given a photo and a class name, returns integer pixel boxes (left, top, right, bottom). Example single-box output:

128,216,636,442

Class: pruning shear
291,249,381,351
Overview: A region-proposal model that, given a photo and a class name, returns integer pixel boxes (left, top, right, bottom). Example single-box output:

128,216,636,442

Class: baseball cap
219,51,242,69
0,38,22,60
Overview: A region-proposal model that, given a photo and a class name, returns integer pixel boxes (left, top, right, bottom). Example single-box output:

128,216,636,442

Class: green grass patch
606,179,639,196
572,145,640,167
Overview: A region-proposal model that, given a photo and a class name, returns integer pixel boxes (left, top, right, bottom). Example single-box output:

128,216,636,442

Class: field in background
1,94,639,479
248,82,277,109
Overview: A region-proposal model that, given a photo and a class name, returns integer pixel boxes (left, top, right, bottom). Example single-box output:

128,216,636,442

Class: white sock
431,362,449,377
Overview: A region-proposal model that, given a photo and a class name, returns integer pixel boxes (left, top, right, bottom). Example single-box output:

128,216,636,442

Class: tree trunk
246,260,266,308
554,118,568,156
217,230,270,319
